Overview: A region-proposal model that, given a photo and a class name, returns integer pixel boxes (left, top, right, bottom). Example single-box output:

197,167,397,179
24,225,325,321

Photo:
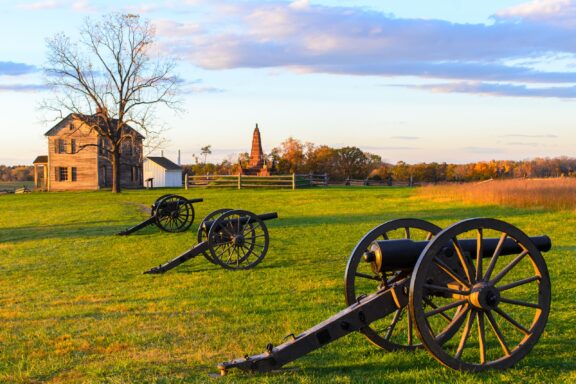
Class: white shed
143,156,182,188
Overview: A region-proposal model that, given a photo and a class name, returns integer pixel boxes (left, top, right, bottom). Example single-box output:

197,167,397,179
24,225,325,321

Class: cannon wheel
410,218,551,371
207,210,269,270
154,195,195,233
151,194,176,216
344,218,443,351
197,208,233,264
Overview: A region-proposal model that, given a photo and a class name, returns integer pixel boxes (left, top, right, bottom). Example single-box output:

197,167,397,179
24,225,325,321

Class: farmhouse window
131,166,139,182
71,167,77,182
126,142,133,156
58,167,68,181
70,139,76,154
58,139,66,154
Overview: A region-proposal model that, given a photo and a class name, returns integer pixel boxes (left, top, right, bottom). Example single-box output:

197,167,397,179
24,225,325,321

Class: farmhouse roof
44,113,145,139
146,156,181,170
33,155,48,164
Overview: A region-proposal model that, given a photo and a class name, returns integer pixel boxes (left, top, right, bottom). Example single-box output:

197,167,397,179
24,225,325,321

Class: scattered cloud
403,81,576,99
0,61,39,76
495,0,576,25
0,84,49,92
154,0,576,98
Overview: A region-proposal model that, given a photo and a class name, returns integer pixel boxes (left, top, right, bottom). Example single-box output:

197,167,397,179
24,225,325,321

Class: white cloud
153,0,576,98
496,0,576,21
404,81,576,99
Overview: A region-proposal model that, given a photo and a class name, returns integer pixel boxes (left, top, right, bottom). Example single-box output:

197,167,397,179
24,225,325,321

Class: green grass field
0,187,574,383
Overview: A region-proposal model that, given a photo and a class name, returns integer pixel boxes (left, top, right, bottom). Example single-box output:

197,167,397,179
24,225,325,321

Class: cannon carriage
218,218,552,374
118,194,203,235
144,209,278,274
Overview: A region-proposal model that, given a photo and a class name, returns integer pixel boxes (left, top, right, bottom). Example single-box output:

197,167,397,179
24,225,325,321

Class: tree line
0,165,34,182
184,137,576,182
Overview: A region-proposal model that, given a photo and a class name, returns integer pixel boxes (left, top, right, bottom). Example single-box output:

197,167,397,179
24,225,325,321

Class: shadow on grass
2,205,545,244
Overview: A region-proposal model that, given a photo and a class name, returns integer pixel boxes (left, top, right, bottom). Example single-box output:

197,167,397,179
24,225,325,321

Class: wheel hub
469,283,500,310
232,235,245,246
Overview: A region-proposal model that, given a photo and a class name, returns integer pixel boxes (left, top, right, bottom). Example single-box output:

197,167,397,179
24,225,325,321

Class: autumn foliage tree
44,13,179,192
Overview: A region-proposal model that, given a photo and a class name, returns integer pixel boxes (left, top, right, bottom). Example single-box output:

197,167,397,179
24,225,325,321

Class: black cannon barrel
185,198,204,204
201,212,278,232
368,235,551,271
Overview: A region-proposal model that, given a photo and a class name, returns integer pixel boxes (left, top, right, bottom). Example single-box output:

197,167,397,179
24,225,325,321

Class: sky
1,0,575,165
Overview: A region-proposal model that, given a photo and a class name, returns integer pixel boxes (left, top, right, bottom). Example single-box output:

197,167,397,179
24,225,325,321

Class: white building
143,156,182,188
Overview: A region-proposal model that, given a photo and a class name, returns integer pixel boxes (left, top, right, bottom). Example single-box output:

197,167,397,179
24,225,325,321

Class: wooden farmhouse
33,113,144,191
143,157,182,188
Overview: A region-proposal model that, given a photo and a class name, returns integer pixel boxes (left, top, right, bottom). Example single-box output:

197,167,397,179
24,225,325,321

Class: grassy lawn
0,187,574,383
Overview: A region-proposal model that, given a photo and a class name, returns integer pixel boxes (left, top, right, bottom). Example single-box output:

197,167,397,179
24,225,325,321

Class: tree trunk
111,149,121,193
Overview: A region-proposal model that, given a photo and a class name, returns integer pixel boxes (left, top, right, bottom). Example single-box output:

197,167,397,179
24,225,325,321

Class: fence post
292,173,296,190
238,174,242,189
324,173,328,186
184,174,188,190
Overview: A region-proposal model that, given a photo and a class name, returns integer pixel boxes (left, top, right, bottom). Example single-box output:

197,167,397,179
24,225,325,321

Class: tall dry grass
418,178,576,211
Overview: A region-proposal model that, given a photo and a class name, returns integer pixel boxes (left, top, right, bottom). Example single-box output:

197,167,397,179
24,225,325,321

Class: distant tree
200,145,212,164
333,146,371,179
306,145,337,174
43,13,180,192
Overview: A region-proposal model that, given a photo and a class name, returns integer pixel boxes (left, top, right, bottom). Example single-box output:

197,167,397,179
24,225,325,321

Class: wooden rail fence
184,173,328,190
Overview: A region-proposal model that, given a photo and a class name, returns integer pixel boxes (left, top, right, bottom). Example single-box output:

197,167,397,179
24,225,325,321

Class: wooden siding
143,159,181,187
48,120,99,191
47,117,143,191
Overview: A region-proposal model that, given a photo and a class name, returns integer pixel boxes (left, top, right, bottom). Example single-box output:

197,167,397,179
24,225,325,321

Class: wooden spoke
384,308,403,341
497,275,540,292
490,250,528,285
477,311,486,365
433,257,471,288
452,238,474,284
493,306,530,336
424,283,470,297
499,297,541,309
404,227,411,239
483,233,507,281
425,299,468,318
455,309,476,359
435,304,469,346
486,310,511,356
423,297,452,322
476,229,483,282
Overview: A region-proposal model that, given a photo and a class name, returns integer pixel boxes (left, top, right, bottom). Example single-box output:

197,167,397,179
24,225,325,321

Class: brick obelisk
248,124,264,169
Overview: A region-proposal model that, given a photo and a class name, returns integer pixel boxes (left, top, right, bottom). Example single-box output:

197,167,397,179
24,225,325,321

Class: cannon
218,218,551,374
118,194,203,235
144,209,278,274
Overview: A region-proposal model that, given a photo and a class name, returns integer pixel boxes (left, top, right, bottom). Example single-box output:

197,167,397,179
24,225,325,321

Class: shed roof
146,156,181,170
33,155,48,164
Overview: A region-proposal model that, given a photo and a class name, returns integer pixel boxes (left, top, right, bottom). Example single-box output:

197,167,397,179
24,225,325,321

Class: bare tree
200,145,212,165
43,13,179,192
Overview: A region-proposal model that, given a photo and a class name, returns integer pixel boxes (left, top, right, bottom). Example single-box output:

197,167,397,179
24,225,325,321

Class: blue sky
1,0,575,165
